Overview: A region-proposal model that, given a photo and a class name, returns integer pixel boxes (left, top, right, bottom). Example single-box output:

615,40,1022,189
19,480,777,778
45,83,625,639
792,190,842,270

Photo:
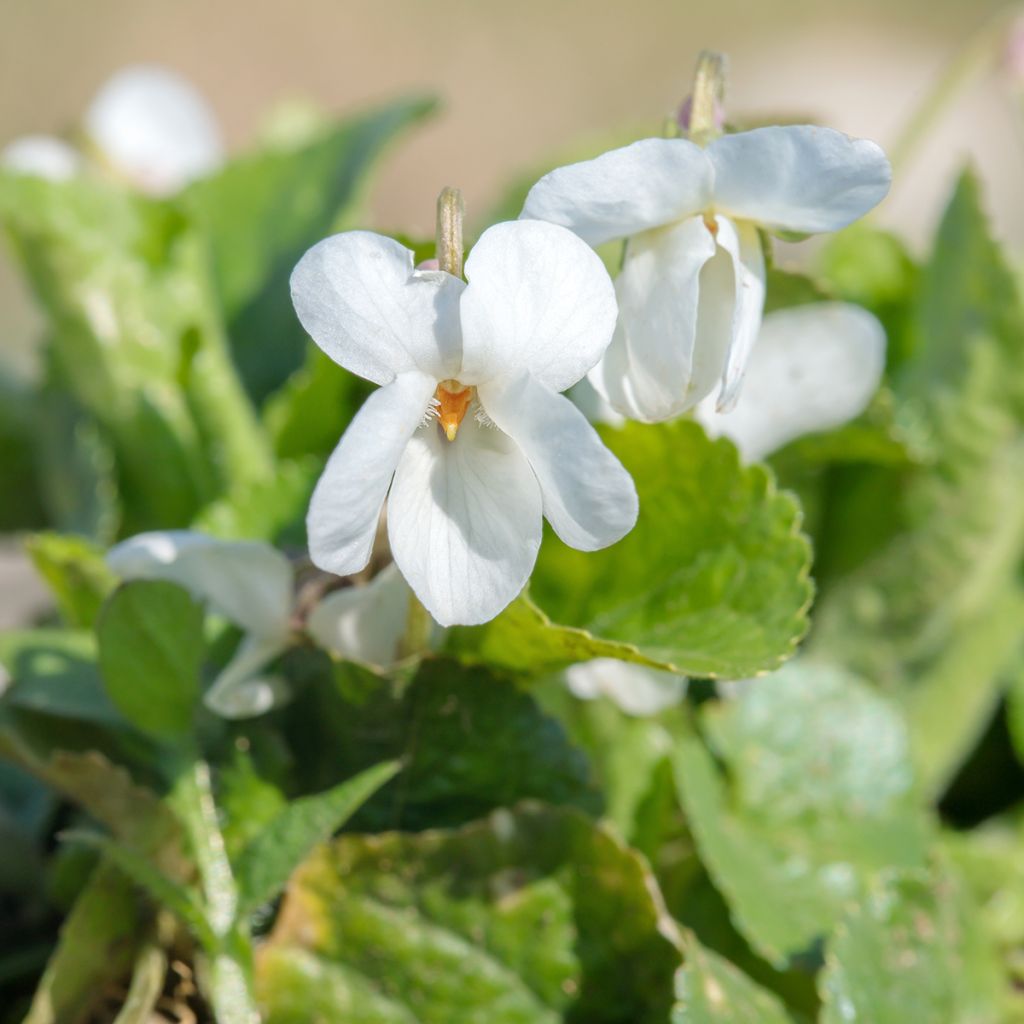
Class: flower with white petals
566,659,687,716
107,532,413,718
573,302,886,464
2,65,223,196
695,302,886,462
291,220,638,627
521,126,891,422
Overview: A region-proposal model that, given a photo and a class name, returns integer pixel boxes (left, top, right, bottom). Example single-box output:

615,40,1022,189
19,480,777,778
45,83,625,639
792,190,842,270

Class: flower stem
687,50,727,146
889,7,1017,174
436,186,464,278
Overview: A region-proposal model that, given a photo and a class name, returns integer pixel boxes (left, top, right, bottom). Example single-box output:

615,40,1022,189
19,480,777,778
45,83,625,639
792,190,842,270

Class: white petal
713,216,767,412
568,378,625,427
695,302,887,461
84,65,223,196
589,216,718,423
566,659,687,716
307,371,436,577
520,138,714,246
306,564,411,669
480,374,637,551
387,415,542,627
2,135,82,181
204,633,290,719
708,126,891,234
107,531,293,638
458,220,617,393
291,231,464,385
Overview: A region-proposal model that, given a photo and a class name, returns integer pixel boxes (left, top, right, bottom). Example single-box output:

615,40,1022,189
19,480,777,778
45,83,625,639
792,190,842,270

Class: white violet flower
521,126,891,422
695,302,887,462
291,220,639,627
107,531,413,718
2,65,223,196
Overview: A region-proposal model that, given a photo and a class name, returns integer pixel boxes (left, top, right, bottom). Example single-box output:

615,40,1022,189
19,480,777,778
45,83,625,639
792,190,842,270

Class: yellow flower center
435,380,474,442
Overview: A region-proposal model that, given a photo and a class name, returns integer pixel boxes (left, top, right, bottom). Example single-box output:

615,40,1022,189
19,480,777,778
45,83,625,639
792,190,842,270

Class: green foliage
186,96,437,402
25,532,116,629
258,804,683,1023
818,871,1003,1024
281,658,600,829
810,171,1024,796
0,172,272,535
454,421,812,680
0,629,117,723
672,936,794,1023
97,580,205,739
3,65,1024,1023
673,662,929,966
234,760,400,916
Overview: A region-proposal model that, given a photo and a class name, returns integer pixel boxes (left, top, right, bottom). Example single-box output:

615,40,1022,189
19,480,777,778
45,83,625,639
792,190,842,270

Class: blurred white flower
2,65,223,196
695,302,887,462
291,220,638,627
521,126,890,422
566,658,686,716
107,532,413,718
573,302,887,463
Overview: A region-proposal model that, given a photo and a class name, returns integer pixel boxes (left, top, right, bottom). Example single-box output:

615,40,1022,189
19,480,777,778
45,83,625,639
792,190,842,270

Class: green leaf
186,96,436,402
257,804,682,1023
32,374,120,541
192,455,319,546
263,345,371,461
0,734,183,866
20,863,146,1024
217,747,288,862
811,173,1024,792
445,593,665,677
819,871,1003,1024
65,830,215,950
460,421,811,679
0,371,45,531
235,760,400,916
24,532,116,628
0,629,118,723
282,658,599,829
671,935,794,1023
672,662,929,966
904,170,1024,412
97,580,205,738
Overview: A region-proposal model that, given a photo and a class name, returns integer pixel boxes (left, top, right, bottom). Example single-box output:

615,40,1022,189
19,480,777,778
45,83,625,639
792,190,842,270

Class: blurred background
0,0,1020,624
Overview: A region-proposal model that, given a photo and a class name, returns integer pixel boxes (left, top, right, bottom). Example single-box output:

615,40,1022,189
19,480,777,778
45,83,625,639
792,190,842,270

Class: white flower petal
708,126,891,234
696,302,887,461
107,531,293,638
387,415,542,627
306,564,412,669
589,216,718,422
291,231,464,386
458,220,617,393
568,378,625,427
566,659,687,716
713,216,767,412
84,65,223,196
520,138,714,246
308,371,436,577
204,634,290,719
480,374,637,551
2,135,82,181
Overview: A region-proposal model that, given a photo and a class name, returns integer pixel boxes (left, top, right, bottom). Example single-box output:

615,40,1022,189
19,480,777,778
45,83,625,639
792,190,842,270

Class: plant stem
436,186,464,278
889,7,1017,173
